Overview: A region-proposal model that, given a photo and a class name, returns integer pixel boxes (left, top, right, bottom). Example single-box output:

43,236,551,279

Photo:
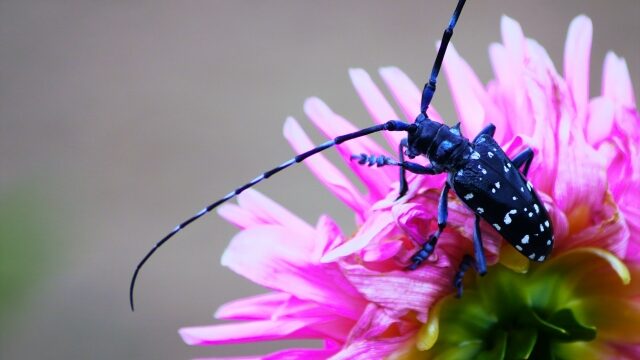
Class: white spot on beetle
547,239,552,245
520,187,525,192
529,253,536,260
516,245,523,251
534,204,540,213
521,235,530,244
512,196,517,200
464,193,474,200
544,220,550,228
477,207,484,214
507,163,512,168
539,224,544,232
528,212,533,217
538,255,545,261
471,151,481,160
492,188,496,193
488,152,494,158
495,181,501,189
493,223,501,231
527,181,533,190
457,169,464,176
504,209,517,224
482,169,487,174
504,165,509,173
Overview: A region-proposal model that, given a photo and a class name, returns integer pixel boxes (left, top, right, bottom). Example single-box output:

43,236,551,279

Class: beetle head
406,113,442,158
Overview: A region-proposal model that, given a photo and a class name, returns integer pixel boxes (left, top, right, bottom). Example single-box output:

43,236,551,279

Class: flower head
180,15,639,359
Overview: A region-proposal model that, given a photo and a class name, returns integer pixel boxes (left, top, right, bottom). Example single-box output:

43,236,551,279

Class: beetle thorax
407,114,470,171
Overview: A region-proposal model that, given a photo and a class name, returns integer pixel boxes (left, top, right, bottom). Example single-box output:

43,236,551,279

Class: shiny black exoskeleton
130,0,553,310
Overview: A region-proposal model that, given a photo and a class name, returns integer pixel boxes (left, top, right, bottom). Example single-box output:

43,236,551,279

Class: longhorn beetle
130,0,554,310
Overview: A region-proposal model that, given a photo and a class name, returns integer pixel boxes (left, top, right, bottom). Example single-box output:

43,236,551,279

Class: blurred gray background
1,0,638,359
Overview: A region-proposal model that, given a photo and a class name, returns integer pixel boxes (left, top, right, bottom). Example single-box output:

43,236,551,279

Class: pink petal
180,317,351,346
362,239,404,262
197,347,338,360
341,241,459,322
283,117,369,219
312,215,346,262
564,15,593,124
602,51,636,107
215,292,293,320
329,304,416,360
321,211,396,262
349,68,405,148
303,97,395,199
441,43,486,137
217,189,313,236
586,97,615,144
378,66,444,123
221,226,365,318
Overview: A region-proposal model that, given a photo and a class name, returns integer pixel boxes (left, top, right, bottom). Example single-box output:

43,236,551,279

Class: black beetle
130,0,553,309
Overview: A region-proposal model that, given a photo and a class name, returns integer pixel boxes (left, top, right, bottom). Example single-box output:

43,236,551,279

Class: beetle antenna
420,0,466,114
129,120,412,311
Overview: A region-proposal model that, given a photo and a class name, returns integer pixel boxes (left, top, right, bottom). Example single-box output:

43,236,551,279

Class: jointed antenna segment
420,0,467,114
129,120,412,310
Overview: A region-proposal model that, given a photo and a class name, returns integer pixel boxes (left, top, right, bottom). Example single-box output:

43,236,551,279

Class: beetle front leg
407,182,450,270
397,139,409,199
511,147,534,177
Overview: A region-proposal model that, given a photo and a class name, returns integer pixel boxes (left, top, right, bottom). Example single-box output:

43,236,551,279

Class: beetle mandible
130,0,553,310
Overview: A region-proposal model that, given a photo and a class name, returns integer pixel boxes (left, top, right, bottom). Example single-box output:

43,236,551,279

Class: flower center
415,263,597,359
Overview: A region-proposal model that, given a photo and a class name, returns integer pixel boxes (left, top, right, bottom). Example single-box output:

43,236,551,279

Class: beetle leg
472,214,487,275
510,147,534,177
407,182,450,270
350,153,442,176
472,123,496,142
397,139,409,199
454,254,475,298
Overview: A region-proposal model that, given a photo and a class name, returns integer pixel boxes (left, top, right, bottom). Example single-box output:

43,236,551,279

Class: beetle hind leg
407,183,450,270
511,147,534,177
453,215,487,297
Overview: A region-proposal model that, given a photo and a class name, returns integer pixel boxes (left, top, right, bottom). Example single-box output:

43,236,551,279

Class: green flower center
425,264,597,359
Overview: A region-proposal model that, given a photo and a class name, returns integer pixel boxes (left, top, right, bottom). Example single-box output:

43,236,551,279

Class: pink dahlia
179,15,640,359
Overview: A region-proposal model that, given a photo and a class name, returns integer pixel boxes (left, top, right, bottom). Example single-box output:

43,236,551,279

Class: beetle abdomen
450,135,553,261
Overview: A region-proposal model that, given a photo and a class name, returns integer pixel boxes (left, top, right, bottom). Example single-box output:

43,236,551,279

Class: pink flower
179,15,640,359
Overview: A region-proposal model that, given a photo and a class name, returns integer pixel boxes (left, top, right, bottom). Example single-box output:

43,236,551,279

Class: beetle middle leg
511,147,534,177
407,182,450,270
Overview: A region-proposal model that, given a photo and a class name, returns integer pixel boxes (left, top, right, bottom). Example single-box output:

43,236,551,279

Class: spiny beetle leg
510,147,534,177
473,214,487,275
454,254,476,298
407,183,450,270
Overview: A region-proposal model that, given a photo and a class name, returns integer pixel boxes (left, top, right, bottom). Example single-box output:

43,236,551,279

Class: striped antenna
129,120,414,310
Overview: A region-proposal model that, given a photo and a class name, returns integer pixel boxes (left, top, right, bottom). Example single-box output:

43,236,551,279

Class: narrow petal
283,117,369,218
564,15,593,124
441,43,486,137
180,317,350,345
378,66,444,123
602,52,636,107
304,97,395,199
349,68,405,148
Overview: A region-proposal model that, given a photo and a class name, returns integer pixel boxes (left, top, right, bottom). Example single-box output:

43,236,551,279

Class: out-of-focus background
1,0,638,358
